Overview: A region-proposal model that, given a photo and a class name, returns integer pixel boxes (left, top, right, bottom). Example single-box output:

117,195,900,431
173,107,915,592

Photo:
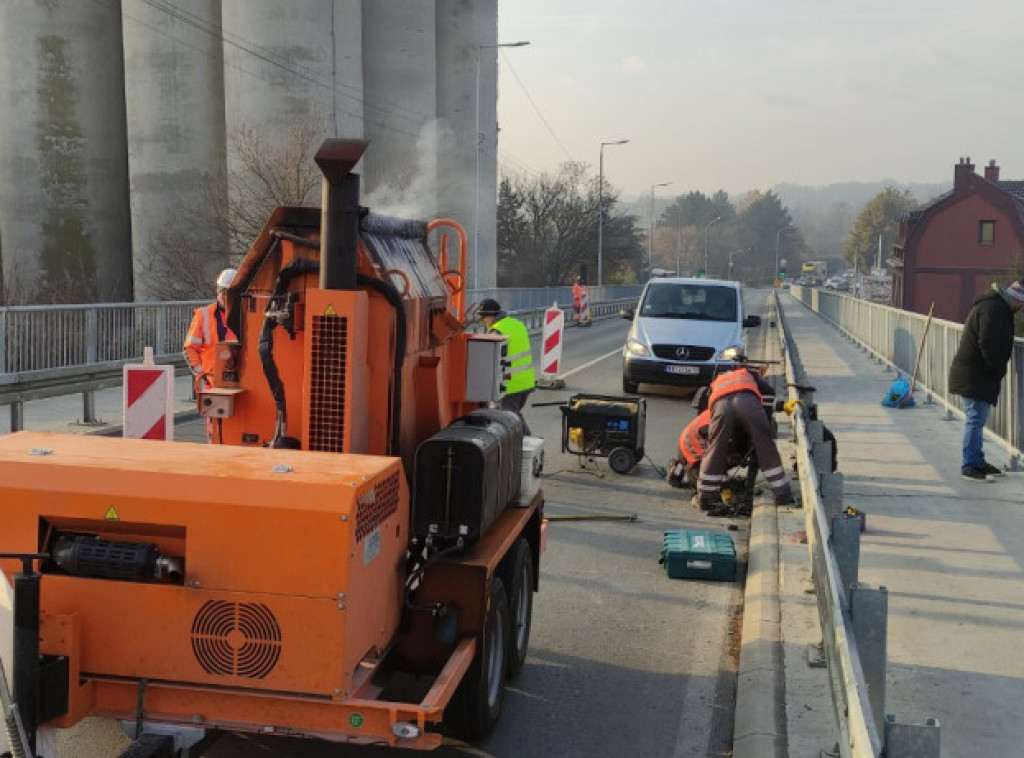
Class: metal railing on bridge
789,285,1024,467
0,286,642,432
774,291,941,757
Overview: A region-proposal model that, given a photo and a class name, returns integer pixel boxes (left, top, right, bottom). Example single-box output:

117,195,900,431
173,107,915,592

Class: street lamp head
480,40,531,50
602,139,630,148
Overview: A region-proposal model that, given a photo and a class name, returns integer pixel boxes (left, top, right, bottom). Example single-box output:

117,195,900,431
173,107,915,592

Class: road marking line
559,348,621,379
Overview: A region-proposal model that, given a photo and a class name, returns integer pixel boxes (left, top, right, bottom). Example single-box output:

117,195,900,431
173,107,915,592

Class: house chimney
985,159,1000,182
954,156,976,188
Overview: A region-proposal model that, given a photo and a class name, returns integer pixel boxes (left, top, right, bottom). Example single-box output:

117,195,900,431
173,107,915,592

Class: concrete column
221,0,364,255
361,0,438,219
0,0,133,303
436,0,498,289
122,0,227,300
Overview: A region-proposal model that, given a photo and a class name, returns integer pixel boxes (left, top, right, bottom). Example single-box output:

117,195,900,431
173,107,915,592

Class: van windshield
639,283,737,321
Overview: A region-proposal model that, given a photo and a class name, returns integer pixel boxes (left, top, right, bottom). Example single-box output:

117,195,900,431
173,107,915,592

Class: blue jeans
962,397,991,470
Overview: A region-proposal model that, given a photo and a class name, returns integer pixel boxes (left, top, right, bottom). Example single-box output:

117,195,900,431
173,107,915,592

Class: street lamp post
728,248,749,280
648,181,672,273
474,40,529,291
597,139,629,287
774,227,785,284
703,216,721,278
675,207,683,276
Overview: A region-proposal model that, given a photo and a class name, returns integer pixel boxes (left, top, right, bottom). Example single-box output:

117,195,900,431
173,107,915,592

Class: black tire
445,576,510,741
622,374,639,394
499,539,534,679
608,446,637,475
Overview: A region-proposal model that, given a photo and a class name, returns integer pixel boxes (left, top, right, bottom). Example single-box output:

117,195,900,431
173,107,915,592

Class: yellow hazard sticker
325,304,337,316
104,506,119,520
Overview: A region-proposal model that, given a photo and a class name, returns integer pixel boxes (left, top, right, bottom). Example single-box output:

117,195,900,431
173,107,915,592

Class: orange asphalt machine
0,139,543,755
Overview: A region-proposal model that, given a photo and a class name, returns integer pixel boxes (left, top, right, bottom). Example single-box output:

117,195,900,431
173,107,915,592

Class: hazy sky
497,0,1024,198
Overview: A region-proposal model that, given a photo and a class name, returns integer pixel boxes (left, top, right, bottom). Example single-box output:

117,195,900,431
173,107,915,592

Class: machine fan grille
191,600,282,679
356,472,400,542
309,314,348,452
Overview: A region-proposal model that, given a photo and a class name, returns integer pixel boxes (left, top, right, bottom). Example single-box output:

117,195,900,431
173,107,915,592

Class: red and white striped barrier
541,304,565,382
123,347,175,440
579,287,591,325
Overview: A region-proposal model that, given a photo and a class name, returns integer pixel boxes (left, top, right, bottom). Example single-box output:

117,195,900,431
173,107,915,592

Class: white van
620,277,760,393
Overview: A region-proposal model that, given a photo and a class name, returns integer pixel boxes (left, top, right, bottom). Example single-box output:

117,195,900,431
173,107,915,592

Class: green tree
732,191,806,283
843,188,918,271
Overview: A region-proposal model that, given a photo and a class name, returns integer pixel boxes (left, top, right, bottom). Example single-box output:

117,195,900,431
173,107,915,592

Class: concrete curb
733,499,785,757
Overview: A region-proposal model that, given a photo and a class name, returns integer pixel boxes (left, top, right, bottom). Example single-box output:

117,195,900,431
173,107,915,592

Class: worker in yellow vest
478,298,536,435
696,359,794,508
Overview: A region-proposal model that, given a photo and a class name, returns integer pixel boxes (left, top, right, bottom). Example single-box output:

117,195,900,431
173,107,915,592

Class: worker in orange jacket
696,360,794,508
667,408,711,488
571,276,589,325
184,268,238,389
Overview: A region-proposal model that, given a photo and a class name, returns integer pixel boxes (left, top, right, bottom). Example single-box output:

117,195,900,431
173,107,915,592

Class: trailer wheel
608,446,637,475
445,575,510,741
499,538,534,679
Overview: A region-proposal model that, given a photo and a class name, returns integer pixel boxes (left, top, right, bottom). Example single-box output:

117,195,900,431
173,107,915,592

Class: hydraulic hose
257,235,408,457
259,257,320,446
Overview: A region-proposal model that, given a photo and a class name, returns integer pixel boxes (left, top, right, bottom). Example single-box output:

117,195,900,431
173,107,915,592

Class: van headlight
626,338,650,357
717,344,745,361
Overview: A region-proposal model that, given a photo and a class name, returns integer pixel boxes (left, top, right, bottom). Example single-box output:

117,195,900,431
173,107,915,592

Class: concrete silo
0,0,133,302
436,0,498,290
361,1,438,220
122,0,228,300
221,0,364,256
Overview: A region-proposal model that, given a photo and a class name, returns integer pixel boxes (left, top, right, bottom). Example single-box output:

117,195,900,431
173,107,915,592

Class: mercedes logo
674,346,689,359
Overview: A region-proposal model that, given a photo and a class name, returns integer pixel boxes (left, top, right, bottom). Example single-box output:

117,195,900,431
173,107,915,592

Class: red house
892,158,1024,323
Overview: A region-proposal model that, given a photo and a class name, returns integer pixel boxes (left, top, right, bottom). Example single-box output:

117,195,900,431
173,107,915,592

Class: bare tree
142,120,324,300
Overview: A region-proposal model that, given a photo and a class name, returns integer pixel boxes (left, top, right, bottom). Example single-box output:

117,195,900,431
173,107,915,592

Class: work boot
773,488,799,507
691,493,724,511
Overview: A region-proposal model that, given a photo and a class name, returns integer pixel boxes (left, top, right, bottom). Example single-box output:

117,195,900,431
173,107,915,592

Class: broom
899,302,934,407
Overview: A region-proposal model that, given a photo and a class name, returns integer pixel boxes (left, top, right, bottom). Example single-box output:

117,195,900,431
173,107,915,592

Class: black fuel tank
413,410,520,546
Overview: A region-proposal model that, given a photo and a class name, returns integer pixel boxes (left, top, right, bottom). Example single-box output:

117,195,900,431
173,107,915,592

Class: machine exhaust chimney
314,139,368,291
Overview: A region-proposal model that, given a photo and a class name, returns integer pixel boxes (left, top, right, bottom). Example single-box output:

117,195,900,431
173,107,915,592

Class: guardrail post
11,401,24,432
82,391,98,424
830,513,860,601
849,583,888,738
819,471,844,522
884,715,941,756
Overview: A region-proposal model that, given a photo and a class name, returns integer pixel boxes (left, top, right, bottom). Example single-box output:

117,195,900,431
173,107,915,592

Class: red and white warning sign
541,303,565,379
123,347,175,440
578,287,591,325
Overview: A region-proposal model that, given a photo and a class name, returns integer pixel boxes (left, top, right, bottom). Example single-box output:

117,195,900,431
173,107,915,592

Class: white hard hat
216,268,237,289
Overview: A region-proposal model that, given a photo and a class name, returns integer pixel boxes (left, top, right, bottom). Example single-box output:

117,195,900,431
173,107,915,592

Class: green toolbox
661,530,737,581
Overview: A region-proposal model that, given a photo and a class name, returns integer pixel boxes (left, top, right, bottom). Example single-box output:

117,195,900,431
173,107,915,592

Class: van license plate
666,365,699,375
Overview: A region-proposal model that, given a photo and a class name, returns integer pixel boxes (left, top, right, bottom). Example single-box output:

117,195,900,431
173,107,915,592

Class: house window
979,220,995,245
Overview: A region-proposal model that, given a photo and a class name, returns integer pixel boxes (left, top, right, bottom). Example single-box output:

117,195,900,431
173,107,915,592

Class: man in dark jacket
948,281,1024,481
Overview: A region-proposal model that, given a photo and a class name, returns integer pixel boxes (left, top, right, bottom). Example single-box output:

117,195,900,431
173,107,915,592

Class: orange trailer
0,139,542,755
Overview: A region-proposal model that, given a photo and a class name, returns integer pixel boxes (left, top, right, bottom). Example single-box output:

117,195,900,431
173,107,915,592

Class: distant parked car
825,276,849,291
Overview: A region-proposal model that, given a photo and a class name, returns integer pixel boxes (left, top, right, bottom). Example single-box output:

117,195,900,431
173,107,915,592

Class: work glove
782,399,803,415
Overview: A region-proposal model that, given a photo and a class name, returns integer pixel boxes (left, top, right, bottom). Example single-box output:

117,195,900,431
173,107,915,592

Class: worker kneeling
695,350,796,509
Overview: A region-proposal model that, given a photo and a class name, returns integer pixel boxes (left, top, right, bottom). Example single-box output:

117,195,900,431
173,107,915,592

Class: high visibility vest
572,282,584,307
679,409,711,464
708,368,761,408
490,316,536,394
184,303,236,377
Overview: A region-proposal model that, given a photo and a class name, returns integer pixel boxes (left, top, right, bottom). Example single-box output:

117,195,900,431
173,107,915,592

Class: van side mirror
743,315,761,328
619,306,634,320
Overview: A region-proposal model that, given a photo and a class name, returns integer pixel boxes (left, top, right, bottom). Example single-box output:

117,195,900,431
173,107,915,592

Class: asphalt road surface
40,291,780,758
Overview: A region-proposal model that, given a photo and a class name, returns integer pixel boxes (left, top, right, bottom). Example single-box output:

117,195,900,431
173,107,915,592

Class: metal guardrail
790,285,1024,468
0,288,643,432
775,291,940,757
